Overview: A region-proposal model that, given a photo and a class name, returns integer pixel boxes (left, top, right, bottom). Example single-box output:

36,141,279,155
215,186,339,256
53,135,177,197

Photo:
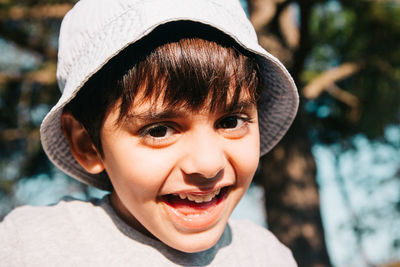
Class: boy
1,0,299,265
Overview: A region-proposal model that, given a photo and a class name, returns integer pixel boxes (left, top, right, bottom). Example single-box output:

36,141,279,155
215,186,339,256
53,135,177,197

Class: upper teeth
175,189,221,203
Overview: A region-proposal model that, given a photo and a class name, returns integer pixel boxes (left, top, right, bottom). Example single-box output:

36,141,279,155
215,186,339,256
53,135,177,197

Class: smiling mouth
163,187,228,211
176,188,221,203
161,187,230,231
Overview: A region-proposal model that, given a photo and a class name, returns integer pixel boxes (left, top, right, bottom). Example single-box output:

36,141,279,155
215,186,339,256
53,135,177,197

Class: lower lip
162,188,229,232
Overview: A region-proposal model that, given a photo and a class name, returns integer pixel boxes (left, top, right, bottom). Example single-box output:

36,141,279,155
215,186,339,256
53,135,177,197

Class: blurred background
0,0,399,266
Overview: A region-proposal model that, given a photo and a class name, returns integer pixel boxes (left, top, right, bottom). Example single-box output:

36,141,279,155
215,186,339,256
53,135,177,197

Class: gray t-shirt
0,196,297,266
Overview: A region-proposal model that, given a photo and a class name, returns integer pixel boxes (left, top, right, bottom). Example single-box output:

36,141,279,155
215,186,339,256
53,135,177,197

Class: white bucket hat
40,0,299,191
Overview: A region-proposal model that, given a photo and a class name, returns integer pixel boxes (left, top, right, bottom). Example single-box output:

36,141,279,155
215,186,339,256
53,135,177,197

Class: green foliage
304,1,400,143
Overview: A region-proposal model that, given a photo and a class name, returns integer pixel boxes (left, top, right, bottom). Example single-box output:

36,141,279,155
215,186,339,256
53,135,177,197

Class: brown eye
216,114,254,139
147,125,168,137
139,123,180,147
218,116,239,129
217,116,247,129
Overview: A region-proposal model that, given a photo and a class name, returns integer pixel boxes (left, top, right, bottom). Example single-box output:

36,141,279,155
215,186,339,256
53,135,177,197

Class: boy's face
95,92,260,252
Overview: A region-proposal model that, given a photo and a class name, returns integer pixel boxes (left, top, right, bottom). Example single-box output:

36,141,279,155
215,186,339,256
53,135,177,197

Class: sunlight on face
99,92,260,253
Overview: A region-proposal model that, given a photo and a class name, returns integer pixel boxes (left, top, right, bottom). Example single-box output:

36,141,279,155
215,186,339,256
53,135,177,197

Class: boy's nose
180,130,227,180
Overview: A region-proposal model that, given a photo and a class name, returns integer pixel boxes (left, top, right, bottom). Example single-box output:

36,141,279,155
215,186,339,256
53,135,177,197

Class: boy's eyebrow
225,99,257,113
125,99,257,122
126,109,187,121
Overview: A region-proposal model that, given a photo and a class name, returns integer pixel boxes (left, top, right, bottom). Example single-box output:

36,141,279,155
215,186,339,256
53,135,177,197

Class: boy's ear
61,112,104,174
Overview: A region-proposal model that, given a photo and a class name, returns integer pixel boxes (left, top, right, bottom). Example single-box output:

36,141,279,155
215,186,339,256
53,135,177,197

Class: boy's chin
160,221,228,253
172,239,219,253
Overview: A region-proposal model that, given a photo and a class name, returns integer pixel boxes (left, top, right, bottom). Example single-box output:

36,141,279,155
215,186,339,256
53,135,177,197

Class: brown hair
64,22,261,156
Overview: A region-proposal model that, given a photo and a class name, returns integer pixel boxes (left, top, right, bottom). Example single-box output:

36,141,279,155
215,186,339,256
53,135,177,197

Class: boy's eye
147,125,169,138
138,123,179,147
216,114,254,139
217,115,248,129
218,116,239,129
143,124,176,138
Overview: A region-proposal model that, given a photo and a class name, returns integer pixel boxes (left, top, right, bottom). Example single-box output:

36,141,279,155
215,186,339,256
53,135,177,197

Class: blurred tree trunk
248,0,332,266
257,119,332,266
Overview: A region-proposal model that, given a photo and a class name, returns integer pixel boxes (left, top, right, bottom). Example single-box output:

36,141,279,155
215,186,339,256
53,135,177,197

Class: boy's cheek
103,147,172,188
233,128,260,177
